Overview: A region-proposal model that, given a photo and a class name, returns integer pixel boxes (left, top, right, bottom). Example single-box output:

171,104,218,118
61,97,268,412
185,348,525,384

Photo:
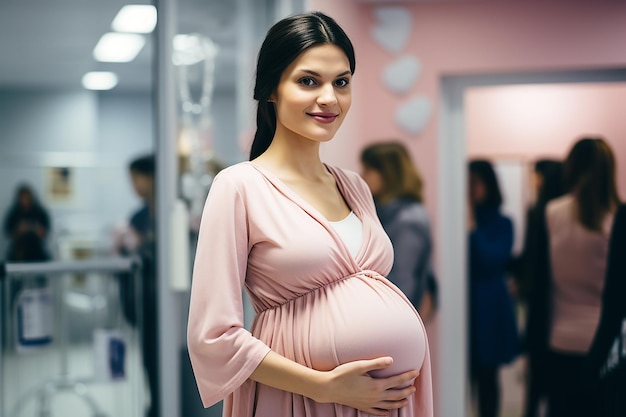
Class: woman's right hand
316,357,419,416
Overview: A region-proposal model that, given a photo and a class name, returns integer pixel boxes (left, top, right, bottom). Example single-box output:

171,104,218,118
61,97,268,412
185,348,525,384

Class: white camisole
329,211,363,258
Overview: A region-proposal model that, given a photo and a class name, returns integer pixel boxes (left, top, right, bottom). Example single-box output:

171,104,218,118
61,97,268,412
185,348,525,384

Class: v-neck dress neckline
247,161,369,265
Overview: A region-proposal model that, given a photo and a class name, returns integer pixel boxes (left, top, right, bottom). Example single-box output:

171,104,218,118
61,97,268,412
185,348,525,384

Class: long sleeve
187,171,271,407
587,204,626,375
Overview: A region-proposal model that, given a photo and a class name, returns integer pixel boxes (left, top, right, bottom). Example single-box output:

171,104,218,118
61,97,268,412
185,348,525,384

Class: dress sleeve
587,204,626,376
187,171,271,407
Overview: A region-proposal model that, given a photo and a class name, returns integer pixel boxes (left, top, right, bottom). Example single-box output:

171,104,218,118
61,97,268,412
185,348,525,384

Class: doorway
438,67,626,417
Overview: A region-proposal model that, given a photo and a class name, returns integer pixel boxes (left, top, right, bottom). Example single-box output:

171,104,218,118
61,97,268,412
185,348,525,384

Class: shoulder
212,162,258,184
498,213,514,231
210,162,265,193
397,202,431,228
326,165,371,197
328,165,366,186
546,194,573,216
545,194,574,228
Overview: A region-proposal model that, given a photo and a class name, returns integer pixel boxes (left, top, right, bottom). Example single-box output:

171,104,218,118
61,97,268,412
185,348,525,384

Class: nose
317,83,338,106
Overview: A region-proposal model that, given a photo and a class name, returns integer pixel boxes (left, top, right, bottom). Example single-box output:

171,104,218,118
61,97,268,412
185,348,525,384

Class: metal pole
154,0,182,415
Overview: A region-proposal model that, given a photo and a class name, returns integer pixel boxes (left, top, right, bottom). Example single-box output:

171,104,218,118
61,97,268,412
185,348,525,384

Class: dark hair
563,137,620,231
14,184,37,204
360,141,423,203
534,159,565,208
249,11,356,160
469,159,503,208
129,155,155,176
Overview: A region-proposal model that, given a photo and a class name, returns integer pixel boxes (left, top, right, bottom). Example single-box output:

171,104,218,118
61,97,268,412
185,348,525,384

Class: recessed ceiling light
93,33,146,62
82,72,119,90
112,5,157,34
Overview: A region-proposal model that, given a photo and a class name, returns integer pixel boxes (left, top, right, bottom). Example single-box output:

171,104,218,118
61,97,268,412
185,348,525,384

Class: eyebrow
298,69,352,77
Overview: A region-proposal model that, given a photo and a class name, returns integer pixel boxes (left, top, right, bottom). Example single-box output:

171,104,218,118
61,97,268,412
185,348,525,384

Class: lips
307,112,339,124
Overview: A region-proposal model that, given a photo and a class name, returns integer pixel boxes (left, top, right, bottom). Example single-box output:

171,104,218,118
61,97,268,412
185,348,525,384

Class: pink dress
187,162,433,417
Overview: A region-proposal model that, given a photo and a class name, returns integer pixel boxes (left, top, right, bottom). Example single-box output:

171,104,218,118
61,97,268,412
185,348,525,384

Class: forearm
249,350,328,402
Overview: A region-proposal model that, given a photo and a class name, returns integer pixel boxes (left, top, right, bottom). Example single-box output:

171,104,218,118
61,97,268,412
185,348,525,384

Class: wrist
307,369,334,404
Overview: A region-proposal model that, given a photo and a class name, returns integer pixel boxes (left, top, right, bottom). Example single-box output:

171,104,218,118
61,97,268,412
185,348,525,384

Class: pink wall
467,82,626,200
312,0,626,210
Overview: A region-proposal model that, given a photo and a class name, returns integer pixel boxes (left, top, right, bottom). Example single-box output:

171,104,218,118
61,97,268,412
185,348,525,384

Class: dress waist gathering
253,269,391,314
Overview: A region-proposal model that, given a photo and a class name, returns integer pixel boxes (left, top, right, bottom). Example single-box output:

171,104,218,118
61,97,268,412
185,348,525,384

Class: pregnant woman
187,11,433,417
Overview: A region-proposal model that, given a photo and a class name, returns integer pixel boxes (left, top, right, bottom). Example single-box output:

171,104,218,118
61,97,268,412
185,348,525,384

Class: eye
334,78,350,88
298,77,317,87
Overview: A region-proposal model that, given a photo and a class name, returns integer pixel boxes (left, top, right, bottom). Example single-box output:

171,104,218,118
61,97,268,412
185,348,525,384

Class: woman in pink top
187,12,433,417
543,137,620,417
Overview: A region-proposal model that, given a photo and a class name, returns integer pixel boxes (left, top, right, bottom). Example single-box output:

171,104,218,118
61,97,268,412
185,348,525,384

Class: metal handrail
1,257,140,278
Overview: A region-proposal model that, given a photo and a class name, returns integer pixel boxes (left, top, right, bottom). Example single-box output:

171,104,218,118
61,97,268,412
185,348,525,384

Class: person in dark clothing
587,204,626,416
509,159,565,417
468,160,520,417
125,155,159,417
360,141,438,320
129,156,156,248
3,184,51,260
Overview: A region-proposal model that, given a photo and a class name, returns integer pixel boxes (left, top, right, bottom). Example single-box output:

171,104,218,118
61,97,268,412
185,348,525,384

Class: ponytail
249,101,276,160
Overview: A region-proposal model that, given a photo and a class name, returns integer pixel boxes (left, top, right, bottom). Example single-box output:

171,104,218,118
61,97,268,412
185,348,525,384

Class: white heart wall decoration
395,95,432,135
382,55,421,95
370,7,412,54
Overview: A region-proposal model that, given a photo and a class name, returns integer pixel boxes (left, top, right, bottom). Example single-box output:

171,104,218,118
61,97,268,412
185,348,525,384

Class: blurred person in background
128,155,156,250
509,159,565,417
3,184,51,261
538,137,620,417
587,203,626,417
116,154,159,417
468,159,520,417
360,141,437,320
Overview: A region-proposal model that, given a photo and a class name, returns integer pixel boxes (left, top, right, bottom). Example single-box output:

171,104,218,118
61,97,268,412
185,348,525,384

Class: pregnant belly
308,276,426,379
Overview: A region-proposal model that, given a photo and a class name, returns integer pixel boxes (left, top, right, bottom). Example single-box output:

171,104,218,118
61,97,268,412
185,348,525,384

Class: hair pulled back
563,137,620,231
250,11,355,160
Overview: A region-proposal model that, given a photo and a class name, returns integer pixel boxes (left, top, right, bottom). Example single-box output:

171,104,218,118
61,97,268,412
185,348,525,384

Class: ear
268,91,277,103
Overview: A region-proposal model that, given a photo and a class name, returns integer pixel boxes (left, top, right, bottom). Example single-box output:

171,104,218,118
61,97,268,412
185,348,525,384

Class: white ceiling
0,0,238,92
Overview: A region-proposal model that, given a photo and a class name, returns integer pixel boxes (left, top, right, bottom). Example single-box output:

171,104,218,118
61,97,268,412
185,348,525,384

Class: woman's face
469,173,487,206
361,165,384,198
271,44,352,144
18,191,33,209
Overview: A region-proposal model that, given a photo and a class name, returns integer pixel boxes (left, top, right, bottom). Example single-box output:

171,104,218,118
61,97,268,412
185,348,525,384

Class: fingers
382,385,416,402
356,356,393,373
381,369,420,390
365,398,411,415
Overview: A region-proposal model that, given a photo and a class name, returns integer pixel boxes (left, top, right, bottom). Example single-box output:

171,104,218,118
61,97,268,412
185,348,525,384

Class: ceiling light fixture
82,72,119,90
112,5,157,34
93,32,146,62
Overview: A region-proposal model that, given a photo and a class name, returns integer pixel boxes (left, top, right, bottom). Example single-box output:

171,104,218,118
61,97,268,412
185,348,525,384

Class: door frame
437,67,626,417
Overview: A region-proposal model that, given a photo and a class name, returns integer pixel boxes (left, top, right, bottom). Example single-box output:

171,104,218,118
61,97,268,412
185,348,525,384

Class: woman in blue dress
468,160,520,417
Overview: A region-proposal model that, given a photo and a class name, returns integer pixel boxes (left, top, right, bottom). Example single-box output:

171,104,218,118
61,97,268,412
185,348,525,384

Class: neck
255,127,327,181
